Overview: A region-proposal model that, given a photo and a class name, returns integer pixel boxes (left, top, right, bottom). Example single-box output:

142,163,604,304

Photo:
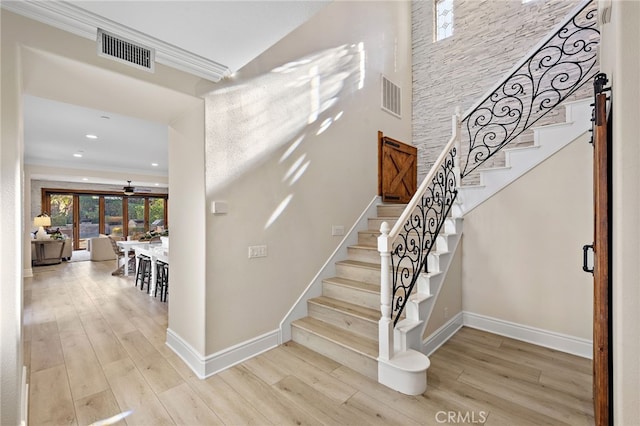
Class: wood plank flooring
25,260,594,425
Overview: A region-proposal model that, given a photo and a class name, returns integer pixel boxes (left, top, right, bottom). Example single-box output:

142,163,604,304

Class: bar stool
135,254,152,293
154,260,169,302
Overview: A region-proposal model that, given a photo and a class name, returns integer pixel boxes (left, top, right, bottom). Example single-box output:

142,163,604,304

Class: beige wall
167,103,207,355
462,133,593,340
599,0,640,422
1,9,26,425
203,0,413,353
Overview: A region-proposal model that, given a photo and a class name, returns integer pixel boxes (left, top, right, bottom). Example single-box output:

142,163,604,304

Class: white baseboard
23,268,33,278
166,328,279,379
166,328,207,378
462,311,593,359
20,366,28,426
422,312,464,356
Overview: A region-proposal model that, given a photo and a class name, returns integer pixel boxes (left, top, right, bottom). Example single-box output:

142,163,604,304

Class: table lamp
33,214,51,240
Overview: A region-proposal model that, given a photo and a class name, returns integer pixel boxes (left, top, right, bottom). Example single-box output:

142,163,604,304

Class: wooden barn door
378,131,417,203
585,73,612,426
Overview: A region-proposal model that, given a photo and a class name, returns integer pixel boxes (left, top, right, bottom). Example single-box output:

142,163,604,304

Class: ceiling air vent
97,29,155,73
381,75,401,118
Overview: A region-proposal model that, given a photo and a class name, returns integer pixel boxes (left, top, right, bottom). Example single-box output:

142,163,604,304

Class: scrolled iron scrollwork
390,147,458,325
461,0,600,178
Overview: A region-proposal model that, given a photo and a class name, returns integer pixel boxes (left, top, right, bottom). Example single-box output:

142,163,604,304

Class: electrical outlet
332,225,345,236
248,245,267,258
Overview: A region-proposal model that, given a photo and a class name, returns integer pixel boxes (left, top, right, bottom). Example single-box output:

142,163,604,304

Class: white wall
599,0,640,422
203,0,413,354
462,134,593,340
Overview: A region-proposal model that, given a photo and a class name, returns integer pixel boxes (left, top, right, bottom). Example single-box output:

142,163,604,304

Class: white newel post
378,221,393,361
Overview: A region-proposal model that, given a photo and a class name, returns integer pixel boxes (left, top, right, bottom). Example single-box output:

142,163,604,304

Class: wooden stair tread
349,244,378,251
292,317,378,359
309,296,380,322
323,277,380,294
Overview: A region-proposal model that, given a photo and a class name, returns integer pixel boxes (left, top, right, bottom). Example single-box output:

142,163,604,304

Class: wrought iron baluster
460,0,600,179
390,146,458,325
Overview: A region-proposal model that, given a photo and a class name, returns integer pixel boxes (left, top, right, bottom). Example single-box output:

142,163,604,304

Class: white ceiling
8,0,330,186
24,94,169,179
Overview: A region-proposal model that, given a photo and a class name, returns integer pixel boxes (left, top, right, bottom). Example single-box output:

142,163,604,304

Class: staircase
285,0,598,397
291,204,462,382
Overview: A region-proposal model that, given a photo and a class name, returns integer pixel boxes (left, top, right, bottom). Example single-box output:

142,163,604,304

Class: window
149,197,165,231
104,196,123,237
435,0,454,41
127,197,146,237
78,195,100,249
43,189,168,249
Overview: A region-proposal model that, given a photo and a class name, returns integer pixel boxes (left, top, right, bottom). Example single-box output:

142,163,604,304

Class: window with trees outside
43,189,168,251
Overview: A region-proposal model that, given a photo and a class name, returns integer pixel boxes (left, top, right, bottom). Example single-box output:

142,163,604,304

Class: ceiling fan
123,180,135,196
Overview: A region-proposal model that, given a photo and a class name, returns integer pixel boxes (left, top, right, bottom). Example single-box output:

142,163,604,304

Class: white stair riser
444,217,459,235
358,231,379,246
322,281,380,310
291,326,377,379
336,263,381,285
427,253,440,273
436,233,455,253
377,205,406,217
505,145,541,167
394,319,424,353
308,302,378,340
480,166,512,187
368,217,398,231
347,246,381,264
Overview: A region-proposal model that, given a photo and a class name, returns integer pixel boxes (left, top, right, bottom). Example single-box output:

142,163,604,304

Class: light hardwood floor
24,260,594,425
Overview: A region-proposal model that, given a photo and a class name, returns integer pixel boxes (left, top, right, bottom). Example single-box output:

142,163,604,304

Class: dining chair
108,236,136,276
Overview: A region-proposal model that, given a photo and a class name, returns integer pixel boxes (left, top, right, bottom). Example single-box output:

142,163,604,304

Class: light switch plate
331,225,345,236
211,201,228,214
248,245,267,258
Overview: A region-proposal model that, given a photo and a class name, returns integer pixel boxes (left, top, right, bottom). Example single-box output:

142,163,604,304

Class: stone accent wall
412,0,593,180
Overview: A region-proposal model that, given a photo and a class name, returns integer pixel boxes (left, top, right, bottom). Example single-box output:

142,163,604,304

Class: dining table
116,240,150,275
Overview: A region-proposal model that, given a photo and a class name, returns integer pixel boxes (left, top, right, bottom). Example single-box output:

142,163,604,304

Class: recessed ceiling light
155,183,160,186
151,163,159,167
82,178,89,181
85,134,98,139
73,153,83,158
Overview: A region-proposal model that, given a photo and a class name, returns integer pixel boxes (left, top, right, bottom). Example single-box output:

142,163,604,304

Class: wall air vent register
381,75,402,118
97,28,155,72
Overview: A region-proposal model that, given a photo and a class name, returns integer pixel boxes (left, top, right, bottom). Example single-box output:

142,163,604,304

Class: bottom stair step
291,317,378,380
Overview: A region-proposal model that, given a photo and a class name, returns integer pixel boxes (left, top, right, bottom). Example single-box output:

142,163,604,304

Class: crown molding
1,0,230,82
